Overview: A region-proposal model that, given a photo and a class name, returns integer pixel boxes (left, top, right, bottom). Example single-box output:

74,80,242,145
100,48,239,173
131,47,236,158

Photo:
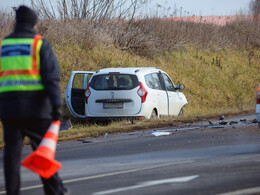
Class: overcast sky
0,0,252,16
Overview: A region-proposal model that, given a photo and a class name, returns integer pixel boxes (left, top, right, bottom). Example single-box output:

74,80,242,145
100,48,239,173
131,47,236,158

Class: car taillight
257,84,260,104
137,82,147,103
85,83,91,104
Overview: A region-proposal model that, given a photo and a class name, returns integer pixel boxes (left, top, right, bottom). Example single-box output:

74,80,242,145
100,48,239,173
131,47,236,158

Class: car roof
95,67,160,75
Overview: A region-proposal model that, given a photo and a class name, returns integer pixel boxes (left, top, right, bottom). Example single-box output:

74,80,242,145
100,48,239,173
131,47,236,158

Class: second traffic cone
21,120,62,179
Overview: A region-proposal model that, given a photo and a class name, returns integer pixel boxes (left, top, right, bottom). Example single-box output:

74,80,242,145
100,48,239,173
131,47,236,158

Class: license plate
103,102,123,109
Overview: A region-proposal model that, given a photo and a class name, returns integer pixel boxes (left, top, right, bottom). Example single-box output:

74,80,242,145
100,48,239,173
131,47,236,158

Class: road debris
211,126,224,128
219,115,225,120
82,139,92,143
152,132,171,137
219,121,228,125
229,121,238,125
60,119,72,131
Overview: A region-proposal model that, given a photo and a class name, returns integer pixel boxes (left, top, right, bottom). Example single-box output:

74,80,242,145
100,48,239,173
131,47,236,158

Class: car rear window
90,74,139,90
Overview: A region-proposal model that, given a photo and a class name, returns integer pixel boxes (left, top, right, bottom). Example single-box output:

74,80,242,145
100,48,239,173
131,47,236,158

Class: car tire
150,109,158,119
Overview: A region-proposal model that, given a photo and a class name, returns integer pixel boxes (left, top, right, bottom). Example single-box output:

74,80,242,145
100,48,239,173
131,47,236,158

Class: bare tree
31,0,145,22
250,0,260,21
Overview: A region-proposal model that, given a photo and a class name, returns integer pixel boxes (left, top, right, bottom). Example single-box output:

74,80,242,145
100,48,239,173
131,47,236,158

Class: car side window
72,73,85,89
145,73,163,90
145,74,154,89
162,73,175,91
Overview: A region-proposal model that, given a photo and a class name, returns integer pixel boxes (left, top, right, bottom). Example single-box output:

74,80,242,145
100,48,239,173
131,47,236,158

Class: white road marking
62,160,194,183
0,160,194,194
218,186,260,195
92,175,199,195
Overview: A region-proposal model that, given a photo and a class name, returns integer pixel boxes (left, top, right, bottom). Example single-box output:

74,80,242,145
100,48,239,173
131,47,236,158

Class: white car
65,67,188,120
257,83,260,128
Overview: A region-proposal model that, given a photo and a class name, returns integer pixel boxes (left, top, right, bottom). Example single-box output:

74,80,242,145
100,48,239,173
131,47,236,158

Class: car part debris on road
152,132,171,137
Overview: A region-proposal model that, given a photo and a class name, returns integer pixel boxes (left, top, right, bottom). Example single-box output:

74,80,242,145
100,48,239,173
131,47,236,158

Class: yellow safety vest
0,35,45,92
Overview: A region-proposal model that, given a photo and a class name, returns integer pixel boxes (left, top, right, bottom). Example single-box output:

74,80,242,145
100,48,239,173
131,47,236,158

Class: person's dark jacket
0,23,63,119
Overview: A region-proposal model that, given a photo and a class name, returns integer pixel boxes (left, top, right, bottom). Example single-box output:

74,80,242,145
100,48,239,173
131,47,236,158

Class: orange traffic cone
21,120,62,179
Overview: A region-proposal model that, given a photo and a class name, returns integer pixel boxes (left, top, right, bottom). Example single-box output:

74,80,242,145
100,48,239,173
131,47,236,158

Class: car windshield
90,74,139,90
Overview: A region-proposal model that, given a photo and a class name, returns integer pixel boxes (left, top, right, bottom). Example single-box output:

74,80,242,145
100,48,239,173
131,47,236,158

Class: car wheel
150,109,158,119
179,108,184,116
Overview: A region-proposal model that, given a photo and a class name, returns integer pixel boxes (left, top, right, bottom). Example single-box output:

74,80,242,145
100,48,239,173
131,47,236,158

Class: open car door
65,71,94,118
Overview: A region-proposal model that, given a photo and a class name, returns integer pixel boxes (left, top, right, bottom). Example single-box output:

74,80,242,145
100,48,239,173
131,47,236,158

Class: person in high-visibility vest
0,5,69,195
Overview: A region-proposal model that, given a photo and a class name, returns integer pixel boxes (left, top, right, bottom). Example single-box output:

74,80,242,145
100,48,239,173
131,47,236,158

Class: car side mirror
175,84,185,90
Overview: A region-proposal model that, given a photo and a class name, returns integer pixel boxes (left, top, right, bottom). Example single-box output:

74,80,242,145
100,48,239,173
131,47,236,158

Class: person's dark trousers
2,118,66,195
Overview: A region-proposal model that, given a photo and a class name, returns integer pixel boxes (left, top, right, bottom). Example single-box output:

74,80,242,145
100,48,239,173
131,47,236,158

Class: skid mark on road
0,160,194,194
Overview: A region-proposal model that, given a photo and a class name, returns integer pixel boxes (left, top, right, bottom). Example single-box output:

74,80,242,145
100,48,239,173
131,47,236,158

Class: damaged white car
65,67,188,120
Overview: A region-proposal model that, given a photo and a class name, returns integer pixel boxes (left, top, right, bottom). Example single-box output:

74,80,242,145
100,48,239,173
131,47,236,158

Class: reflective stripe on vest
0,35,44,92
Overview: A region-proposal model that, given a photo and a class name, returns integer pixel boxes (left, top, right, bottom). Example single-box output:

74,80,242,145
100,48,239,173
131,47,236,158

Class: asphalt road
0,114,260,195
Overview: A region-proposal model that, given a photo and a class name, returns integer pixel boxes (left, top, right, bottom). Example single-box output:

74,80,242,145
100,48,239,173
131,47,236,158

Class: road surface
0,114,260,195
